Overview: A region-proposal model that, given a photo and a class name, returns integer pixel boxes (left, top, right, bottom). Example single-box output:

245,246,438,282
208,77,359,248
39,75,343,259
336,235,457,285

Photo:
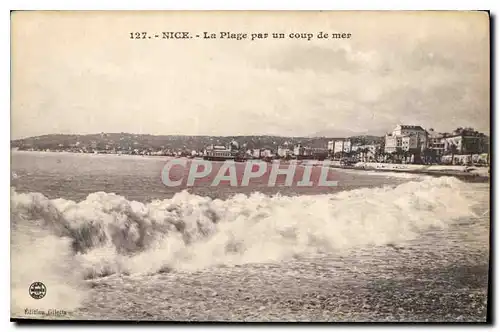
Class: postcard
10,10,490,322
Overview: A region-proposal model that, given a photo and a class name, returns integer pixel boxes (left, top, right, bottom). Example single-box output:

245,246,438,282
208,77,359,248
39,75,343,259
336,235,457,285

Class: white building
252,148,274,159
293,144,312,157
333,140,351,154
327,141,335,152
252,149,261,159
203,144,234,160
426,128,488,157
384,125,428,153
277,146,292,158
262,149,274,158
427,129,446,156
442,134,489,155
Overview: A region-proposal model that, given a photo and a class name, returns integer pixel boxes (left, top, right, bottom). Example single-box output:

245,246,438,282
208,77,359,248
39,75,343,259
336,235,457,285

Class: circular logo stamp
29,282,46,300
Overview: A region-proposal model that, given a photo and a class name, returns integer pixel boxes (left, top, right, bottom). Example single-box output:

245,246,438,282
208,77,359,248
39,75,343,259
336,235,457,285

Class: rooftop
398,124,426,131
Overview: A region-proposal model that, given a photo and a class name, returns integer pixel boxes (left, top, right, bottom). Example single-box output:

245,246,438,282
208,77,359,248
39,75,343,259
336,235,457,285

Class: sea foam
10,176,481,314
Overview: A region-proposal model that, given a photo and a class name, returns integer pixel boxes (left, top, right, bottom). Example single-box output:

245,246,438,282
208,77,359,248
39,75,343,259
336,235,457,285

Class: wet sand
75,230,489,322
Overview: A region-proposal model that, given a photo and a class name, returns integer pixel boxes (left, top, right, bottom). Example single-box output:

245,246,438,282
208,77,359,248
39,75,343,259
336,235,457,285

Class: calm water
10,151,414,202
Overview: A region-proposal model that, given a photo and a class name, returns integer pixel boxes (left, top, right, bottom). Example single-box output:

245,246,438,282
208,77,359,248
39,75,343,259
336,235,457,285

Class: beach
328,161,490,181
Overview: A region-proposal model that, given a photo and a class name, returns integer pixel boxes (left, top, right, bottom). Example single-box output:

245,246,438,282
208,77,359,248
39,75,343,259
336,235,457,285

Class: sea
10,150,490,322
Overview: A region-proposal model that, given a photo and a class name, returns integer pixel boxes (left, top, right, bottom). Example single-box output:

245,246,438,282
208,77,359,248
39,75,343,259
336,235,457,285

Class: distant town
11,124,490,166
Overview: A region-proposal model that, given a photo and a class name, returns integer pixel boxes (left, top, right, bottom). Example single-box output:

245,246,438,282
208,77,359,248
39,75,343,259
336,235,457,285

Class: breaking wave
11,176,482,314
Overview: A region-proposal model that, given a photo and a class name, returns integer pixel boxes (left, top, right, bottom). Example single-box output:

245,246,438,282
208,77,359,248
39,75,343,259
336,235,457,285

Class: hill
11,133,384,154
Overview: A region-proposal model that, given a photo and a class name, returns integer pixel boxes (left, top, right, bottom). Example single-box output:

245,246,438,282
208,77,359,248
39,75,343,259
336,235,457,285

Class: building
327,141,335,152
427,129,446,157
261,149,274,158
203,145,234,161
252,149,261,159
293,144,312,157
351,144,380,161
277,146,292,158
426,127,489,157
251,148,274,159
333,140,351,154
441,134,489,155
310,147,329,160
384,125,428,154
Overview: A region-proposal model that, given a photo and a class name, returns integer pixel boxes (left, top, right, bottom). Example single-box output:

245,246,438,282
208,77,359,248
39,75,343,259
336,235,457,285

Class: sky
11,11,490,139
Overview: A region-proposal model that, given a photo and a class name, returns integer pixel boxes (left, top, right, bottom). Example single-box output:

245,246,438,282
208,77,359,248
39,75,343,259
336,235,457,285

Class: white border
2,1,498,331
3,0,500,10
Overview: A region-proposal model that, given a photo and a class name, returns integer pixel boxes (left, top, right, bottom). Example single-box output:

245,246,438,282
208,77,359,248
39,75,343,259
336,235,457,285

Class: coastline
329,162,490,183
10,149,491,183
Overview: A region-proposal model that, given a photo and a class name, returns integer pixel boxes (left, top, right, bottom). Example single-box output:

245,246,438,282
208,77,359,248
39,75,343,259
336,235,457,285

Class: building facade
327,141,335,152
333,140,352,154
441,135,489,155
427,129,446,157
293,144,313,157
252,148,274,159
203,145,235,160
384,125,428,153
277,146,292,158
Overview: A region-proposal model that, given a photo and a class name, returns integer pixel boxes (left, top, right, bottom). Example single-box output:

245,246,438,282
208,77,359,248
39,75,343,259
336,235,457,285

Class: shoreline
11,150,491,183
330,164,490,183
